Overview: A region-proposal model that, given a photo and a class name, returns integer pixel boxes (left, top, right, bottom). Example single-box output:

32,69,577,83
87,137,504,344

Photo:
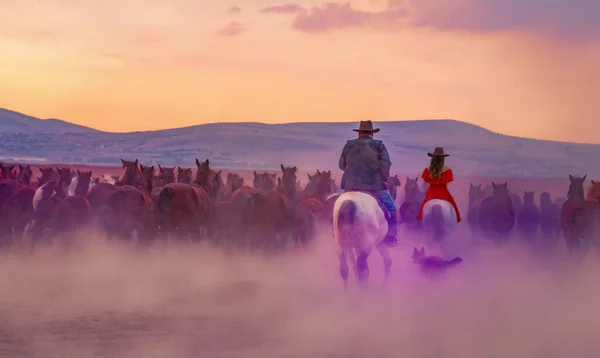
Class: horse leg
376,244,392,282
339,249,349,290
356,249,370,288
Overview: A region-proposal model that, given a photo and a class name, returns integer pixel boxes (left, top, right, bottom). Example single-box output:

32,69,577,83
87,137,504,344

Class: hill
0,108,596,177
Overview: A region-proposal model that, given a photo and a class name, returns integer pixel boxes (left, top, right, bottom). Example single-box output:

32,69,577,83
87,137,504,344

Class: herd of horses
1,160,599,286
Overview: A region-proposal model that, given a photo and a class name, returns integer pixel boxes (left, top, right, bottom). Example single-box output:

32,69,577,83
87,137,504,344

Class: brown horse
478,181,515,242
539,192,561,251
51,195,92,249
104,185,154,244
214,185,259,248
244,189,294,252
0,164,16,180
253,171,277,192
16,165,33,186
189,159,216,238
157,182,202,242
516,191,540,242
35,167,58,188
561,176,600,254
467,183,485,236
118,159,142,187
399,177,424,230
561,175,591,253
222,172,244,200
176,167,192,184
0,178,29,249
388,174,401,201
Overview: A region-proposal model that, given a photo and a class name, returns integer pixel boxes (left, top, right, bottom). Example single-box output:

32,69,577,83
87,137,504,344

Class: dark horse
399,177,424,230
561,175,600,254
478,182,515,243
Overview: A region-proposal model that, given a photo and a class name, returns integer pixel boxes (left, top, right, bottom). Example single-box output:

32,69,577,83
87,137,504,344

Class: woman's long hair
429,156,445,179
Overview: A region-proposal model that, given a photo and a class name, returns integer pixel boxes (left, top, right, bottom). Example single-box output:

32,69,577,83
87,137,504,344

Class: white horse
421,199,458,245
333,191,392,288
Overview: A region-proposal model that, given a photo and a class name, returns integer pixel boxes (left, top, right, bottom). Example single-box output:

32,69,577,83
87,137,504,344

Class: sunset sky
1,0,599,143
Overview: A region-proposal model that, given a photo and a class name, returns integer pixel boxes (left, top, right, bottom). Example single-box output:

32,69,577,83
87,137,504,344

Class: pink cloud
216,22,246,36
227,6,242,15
259,4,306,14
409,0,600,40
260,0,599,41
264,2,404,33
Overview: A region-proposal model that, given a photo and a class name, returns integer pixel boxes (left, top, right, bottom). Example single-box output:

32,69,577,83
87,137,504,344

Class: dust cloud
0,228,598,358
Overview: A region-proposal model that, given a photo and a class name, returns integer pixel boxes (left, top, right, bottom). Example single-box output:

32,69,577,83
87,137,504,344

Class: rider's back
340,136,390,192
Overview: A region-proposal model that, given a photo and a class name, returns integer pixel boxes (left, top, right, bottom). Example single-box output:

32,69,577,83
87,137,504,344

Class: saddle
346,190,392,221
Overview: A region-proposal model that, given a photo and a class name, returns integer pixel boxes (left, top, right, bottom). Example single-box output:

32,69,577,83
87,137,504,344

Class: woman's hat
353,120,380,133
427,147,449,157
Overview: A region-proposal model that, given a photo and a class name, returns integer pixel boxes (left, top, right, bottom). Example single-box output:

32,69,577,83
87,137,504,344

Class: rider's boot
381,213,399,247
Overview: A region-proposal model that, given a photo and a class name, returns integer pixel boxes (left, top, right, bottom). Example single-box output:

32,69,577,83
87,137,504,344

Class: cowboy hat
352,120,380,133
427,147,449,157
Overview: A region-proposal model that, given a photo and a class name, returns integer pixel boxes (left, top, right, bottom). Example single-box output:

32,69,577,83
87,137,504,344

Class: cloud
259,0,600,41
259,4,306,14
227,6,241,15
407,0,600,41
289,2,405,33
216,22,246,37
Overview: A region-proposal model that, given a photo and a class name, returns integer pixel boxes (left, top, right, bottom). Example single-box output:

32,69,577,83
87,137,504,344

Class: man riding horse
338,120,398,248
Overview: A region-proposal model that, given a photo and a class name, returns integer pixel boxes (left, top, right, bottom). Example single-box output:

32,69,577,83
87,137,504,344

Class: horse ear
491,182,496,189
583,175,587,181
77,169,81,175
217,170,222,175
568,174,573,180
307,174,312,180
134,159,138,165
420,247,425,254
592,180,597,184
469,183,473,188
121,159,126,168
204,159,209,166
316,169,321,175
292,166,297,172
280,164,285,172
195,159,201,167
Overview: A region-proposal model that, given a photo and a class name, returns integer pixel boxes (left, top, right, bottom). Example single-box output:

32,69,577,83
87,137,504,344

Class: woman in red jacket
417,147,461,223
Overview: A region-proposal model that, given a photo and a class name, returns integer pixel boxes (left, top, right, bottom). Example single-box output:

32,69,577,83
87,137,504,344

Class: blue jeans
376,190,397,221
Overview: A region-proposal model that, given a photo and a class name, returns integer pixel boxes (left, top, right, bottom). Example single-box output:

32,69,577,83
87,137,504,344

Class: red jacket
417,167,461,222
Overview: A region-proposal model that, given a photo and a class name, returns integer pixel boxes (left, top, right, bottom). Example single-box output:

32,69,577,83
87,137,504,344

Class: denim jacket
338,134,392,191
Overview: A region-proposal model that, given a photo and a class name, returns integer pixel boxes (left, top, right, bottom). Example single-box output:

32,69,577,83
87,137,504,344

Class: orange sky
1,0,599,143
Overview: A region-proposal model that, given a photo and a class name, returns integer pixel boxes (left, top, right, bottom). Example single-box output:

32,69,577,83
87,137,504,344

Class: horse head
587,180,600,202
176,166,192,184
280,164,298,196
17,164,33,185
523,191,535,205
226,173,244,193
158,165,176,185
567,174,586,200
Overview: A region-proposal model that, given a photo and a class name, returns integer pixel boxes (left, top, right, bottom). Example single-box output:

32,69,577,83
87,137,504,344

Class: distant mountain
0,108,99,134
0,108,597,177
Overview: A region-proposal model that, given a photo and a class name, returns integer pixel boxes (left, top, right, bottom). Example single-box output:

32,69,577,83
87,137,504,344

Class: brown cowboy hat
352,120,380,133
427,147,449,157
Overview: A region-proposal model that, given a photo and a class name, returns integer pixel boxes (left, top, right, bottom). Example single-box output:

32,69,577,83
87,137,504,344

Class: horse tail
158,187,175,214
337,200,357,227
243,193,264,224
448,257,463,266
